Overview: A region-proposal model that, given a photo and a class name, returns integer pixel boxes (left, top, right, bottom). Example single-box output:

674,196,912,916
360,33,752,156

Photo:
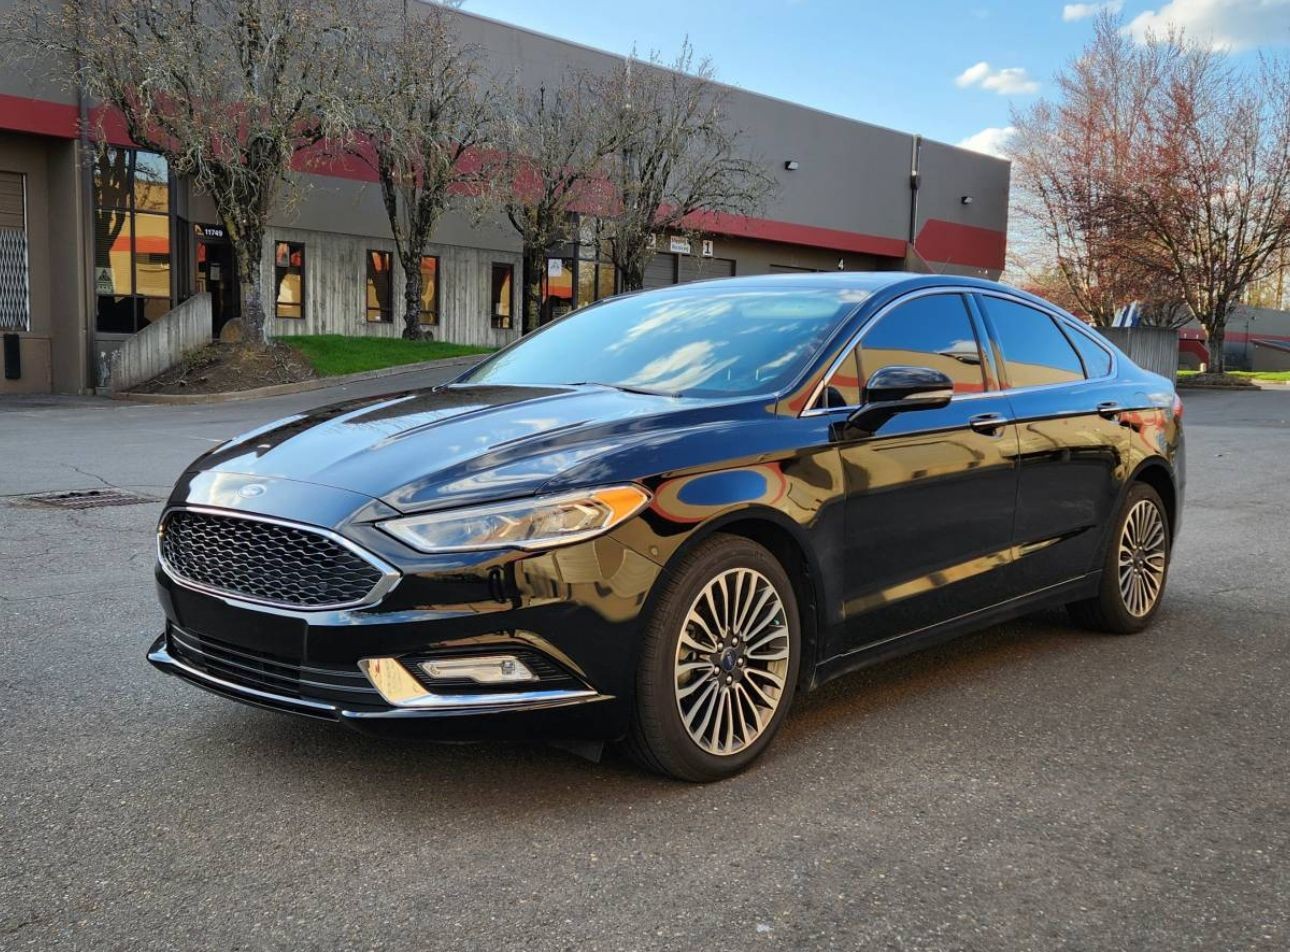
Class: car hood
191,384,745,513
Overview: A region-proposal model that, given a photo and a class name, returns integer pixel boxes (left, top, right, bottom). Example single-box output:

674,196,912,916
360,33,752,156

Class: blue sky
461,0,1290,158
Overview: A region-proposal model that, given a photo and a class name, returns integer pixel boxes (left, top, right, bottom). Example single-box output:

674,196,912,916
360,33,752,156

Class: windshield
459,285,868,397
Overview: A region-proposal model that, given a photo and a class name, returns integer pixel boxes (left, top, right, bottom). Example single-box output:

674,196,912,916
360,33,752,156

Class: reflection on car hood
192,384,748,513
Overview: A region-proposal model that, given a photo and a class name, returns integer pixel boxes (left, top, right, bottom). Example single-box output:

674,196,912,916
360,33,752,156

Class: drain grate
12,488,156,510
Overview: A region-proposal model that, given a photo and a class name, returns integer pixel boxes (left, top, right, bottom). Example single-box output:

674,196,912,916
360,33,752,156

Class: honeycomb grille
159,510,386,608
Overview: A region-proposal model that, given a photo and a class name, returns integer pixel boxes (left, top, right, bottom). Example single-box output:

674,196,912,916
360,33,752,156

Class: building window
419,255,439,326
490,263,514,329
365,249,393,323
274,242,305,318
575,216,616,307
93,148,171,334
541,256,575,324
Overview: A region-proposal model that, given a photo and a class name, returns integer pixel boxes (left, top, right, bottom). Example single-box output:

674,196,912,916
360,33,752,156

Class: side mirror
843,365,954,437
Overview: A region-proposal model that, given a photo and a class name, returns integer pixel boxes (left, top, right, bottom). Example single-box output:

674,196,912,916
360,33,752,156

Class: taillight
1172,393,1184,422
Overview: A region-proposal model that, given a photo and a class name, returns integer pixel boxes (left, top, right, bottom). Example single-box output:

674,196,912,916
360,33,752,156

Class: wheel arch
651,506,826,693
1128,458,1178,541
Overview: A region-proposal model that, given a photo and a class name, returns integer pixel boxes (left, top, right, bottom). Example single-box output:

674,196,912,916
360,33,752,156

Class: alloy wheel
1118,499,1167,617
674,568,790,756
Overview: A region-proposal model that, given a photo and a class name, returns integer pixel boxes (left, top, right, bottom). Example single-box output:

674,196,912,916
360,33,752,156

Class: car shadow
189,607,1098,820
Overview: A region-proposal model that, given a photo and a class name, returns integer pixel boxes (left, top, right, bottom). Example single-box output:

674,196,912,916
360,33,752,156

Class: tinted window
858,294,985,394
1065,326,1113,377
981,297,1084,387
461,286,867,398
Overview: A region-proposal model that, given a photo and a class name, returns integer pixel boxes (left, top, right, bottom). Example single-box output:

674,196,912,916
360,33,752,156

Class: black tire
625,533,801,782
1068,482,1172,634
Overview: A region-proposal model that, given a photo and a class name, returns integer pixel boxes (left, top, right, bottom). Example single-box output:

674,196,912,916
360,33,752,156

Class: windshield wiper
567,381,678,397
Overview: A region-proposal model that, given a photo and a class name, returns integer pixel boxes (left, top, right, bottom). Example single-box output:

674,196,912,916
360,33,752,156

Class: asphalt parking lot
2,377,1288,951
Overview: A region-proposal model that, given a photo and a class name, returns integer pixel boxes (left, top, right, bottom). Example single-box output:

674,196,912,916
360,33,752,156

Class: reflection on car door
974,293,1130,595
826,292,1021,660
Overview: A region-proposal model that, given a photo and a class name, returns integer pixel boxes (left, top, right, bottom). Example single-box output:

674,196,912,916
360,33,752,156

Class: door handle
1097,401,1122,419
969,412,1008,434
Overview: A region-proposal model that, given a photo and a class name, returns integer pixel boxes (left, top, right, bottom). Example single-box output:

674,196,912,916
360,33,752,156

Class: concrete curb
1177,378,1289,391
111,354,486,405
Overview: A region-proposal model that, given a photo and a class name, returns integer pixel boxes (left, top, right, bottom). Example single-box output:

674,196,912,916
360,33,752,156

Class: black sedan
149,273,1184,781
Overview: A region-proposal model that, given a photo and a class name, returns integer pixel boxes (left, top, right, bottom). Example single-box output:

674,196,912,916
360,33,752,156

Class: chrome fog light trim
420,654,538,684
358,657,602,710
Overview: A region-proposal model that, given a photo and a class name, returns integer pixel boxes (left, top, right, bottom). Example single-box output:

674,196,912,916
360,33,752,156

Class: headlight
377,485,651,553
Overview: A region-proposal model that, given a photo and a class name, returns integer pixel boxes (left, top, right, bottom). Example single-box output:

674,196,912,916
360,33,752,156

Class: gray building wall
0,0,1011,391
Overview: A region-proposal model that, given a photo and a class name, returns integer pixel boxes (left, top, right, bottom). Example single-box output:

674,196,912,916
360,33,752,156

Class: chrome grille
159,509,388,608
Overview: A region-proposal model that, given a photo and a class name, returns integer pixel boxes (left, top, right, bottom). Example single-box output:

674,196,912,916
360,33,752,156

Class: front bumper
148,629,620,741
148,474,668,741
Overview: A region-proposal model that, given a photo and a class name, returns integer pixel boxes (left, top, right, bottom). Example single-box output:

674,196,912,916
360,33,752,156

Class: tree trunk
402,261,426,340
1205,322,1226,373
619,256,646,293
233,229,269,346
522,245,544,333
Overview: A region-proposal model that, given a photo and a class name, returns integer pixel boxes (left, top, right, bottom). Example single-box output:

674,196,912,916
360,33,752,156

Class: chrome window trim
157,505,402,612
799,285,1120,418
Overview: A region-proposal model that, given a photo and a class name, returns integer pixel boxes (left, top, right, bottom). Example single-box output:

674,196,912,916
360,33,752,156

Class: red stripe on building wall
0,94,80,138
684,209,910,259
0,95,136,146
2,94,1008,269
914,218,1007,271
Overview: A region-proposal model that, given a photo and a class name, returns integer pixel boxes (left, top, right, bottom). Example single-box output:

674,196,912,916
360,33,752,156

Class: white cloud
1125,0,1290,51
1063,1,1124,22
954,61,1040,95
957,126,1016,158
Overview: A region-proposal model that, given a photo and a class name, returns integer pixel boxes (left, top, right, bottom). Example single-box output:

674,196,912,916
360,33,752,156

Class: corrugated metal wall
262,226,521,348
1099,326,1178,382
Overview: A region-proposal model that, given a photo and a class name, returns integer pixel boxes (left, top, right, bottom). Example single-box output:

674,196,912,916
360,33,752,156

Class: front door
196,236,239,337
826,291,1021,658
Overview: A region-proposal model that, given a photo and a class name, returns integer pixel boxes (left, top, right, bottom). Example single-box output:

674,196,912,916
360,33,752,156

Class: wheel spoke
735,683,763,736
746,666,785,691
746,640,790,662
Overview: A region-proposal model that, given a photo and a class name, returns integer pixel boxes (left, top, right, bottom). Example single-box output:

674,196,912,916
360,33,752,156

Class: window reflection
93,147,171,334
419,256,439,326
366,250,393,323
462,287,865,398
859,294,986,394
275,242,305,318
491,263,513,329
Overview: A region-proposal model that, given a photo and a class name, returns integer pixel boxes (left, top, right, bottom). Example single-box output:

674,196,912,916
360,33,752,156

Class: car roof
640,270,1008,297
638,271,1073,320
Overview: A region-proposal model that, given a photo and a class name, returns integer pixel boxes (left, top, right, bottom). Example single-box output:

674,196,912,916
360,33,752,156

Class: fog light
419,654,537,684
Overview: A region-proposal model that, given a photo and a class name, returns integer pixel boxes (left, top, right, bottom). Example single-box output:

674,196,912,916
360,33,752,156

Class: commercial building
0,3,1010,394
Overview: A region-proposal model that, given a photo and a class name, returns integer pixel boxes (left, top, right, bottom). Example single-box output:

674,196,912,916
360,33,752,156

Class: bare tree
1111,46,1290,369
3,0,355,346
484,72,617,333
1009,15,1169,326
1011,15,1290,366
346,1,490,339
592,43,777,292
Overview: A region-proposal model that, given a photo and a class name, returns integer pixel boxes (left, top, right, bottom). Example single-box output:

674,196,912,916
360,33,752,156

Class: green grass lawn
285,335,496,378
1177,369,1290,382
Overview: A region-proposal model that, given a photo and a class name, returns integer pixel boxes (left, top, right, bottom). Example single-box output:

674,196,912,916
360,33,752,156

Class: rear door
826,291,1021,657
974,292,1130,594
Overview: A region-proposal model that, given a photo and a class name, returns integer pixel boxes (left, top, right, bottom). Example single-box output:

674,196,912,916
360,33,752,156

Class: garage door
679,256,735,284
0,171,29,332
642,253,677,290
